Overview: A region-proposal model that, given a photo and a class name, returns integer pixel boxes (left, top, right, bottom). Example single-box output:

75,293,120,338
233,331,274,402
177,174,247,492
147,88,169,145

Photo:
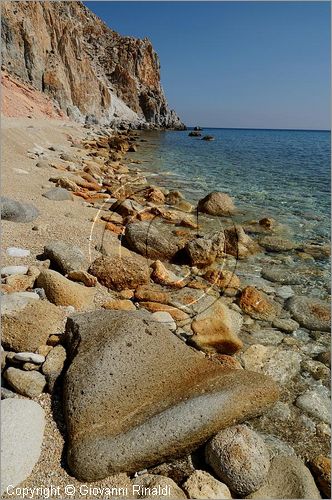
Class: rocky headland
1,2,331,499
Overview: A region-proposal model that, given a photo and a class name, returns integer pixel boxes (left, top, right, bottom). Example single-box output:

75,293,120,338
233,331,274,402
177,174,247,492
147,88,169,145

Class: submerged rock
286,296,331,332
1,196,39,222
239,286,280,321
224,226,261,258
1,399,45,494
63,310,279,481
198,192,235,216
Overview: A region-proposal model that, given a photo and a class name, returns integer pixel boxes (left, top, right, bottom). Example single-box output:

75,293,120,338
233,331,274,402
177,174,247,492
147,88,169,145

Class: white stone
1,399,45,494
276,286,294,299
1,266,29,277
13,352,45,364
1,292,39,315
6,247,30,258
296,386,331,424
150,311,176,331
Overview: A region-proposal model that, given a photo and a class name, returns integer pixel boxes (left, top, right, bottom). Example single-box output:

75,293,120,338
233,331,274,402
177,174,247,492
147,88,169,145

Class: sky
85,1,331,130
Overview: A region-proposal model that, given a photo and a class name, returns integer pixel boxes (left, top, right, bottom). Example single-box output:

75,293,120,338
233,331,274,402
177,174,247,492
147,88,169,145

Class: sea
131,127,331,298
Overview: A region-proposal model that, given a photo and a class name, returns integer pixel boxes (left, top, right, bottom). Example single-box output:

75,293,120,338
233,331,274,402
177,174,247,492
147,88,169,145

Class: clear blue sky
85,1,330,129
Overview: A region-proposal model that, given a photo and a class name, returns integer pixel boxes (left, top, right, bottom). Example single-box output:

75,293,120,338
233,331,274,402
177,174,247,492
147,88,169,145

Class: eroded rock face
1,1,184,128
63,310,279,481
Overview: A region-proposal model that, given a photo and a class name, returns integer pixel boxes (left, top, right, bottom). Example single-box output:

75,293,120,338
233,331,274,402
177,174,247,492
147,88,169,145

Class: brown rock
191,300,243,354
36,270,95,310
2,300,64,352
118,289,135,300
185,233,225,267
309,455,331,498
135,284,169,304
239,286,279,321
139,302,189,321
89,254,150,291
67,270,97,287
42,345,67,392
209,354,243,370
151,260,185,288
4,367,46,398
259,217,276,229
103,299,136,311
204,268,240,291
224,226,261,259
145,187,165,205
198,192,236,216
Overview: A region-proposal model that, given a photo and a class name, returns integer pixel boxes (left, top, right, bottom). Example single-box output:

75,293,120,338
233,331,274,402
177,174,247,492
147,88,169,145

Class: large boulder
36,269,95,310
63,310,279,481
1,197,39,223
1,299,64,352
285,296,331,332
1,399,45,494
191,299,243,354
247,456,321,499
43,241,87,274
198,192,235,216
124,221,186,261
89,254,150,291
205,425,270,496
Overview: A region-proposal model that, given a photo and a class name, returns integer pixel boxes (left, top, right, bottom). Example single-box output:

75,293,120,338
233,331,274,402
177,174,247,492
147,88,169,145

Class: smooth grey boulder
124,221,185,261
247,455,321,499
1,399,45,494
43,240,86,274
63,310,279,481
42,188,73,201
285,296,331,332
1,197,39,222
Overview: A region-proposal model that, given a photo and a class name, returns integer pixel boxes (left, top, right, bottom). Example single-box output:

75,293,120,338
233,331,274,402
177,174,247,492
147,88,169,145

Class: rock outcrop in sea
1,1,185,129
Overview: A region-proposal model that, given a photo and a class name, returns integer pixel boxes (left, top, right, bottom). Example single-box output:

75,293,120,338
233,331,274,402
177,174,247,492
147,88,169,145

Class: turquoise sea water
134,128,331,246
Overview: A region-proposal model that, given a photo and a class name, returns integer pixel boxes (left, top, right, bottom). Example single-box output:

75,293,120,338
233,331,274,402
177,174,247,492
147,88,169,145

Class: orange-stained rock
135,284,169,304
239,286,279,321
309,455,331,498
103,299,136,311
139,302,189,321
204,269,240,291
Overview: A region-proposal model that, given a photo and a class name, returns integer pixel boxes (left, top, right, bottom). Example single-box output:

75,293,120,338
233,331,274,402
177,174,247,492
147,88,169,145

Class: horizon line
186,126,331,132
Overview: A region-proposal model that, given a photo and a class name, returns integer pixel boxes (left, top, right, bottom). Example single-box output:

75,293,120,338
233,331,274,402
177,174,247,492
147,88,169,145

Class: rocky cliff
1,1,184,129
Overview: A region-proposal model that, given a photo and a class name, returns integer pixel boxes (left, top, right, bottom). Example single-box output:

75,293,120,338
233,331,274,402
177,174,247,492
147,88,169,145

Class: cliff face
1,1,184,129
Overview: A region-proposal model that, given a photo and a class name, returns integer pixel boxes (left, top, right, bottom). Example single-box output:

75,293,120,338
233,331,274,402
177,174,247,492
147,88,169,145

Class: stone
295,386,330,424
1,399,45,494
309,455,331,498
259,217,276,229
150,311,176,331
124,221,185,261
2,299,64,352
67,270,97,287
103,299,136,311
166,190,184,206
148,455,195,484
36,160,50,168
1,387,17,399
247,456,321,499
259,236,298,252
89,254,150,291
13,352,45,364
4,271,38,293
63,310,279,481
42,345,66,392
43,240,86,274
272,317,299,332
210,354,243,370
285,296,331,332
1,196,39,222
204,268,240,291
131,474,186,499
301,358,330,382
0,291,39,315
138,302,189,321
224,226,261,259
6,246,30,257
262,268,303,285
182,470,232,499
303,243,330,260
205,425,270,496
239,286,280,321
259,433,296,459
191,299,243,354
1,265,28,276
42,187,73,201
316,351,331,368
36,269,95,310
112,198,144,217
151,260,184,288
135,284,169,304
198,192,235,216
275,285,294,299
4,367,46,397
185,234,225,267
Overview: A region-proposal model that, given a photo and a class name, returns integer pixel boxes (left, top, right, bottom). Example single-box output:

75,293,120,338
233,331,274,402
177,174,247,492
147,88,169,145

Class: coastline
1,115,330,498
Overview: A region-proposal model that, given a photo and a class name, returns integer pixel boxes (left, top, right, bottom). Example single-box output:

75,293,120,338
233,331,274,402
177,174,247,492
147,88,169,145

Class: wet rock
198,192,235,216
286,296,331,332
309,455,331,498
103,299,136,311
303,244,330,260
203,268,240,292
224,226,261,259
36,269,95,310
1,197,39,222
1,399,45,494
259,217,276,229
205,425,270,496
272,317,299,333
191,299,243,354
201,135,215,141
275,285,294,299
295,386,330,424
2,299,64,352
239,286,280,321
165,190,184,205
63,310,279,481
131,474,186,499
262,268,303,285
259,236,298,252
4,367,46,397
247,456,321,499
124,221,185,261
182,470,232,499
42,187,73,201
42,345,66,392
185,233,225,267
89,254,150,291
43,241,86,274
